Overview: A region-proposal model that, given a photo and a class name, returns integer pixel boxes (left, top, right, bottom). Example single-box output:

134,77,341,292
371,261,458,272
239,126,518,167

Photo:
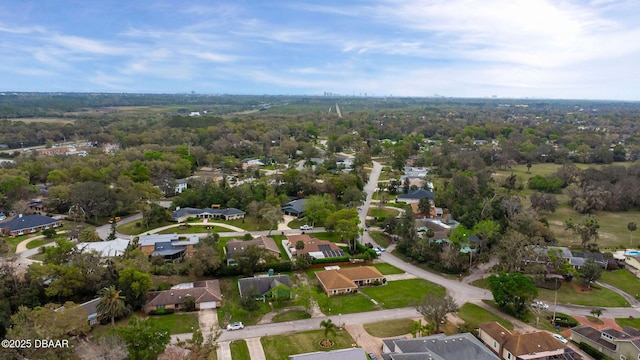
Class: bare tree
416,294,458,333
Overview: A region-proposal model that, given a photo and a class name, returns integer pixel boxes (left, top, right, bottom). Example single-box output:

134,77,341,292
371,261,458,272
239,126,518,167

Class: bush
149,308,175,315
312,255,350,264
577,342,614,360
549,313,578,328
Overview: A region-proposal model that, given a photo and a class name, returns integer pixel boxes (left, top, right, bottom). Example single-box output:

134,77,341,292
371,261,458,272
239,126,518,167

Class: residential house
479,322,579,360
290,348,366,360
242,158,265,170
571,325,640,360
282,199,306,217
285,234,344,260
382,333,500,360
0,214,62,236
238,274,292,302
77,238,130,258
56,298,101,326
144,280,222,313
226,236,281,265
171,207,245,222
138,234,199,260
174,178,188,194
396,188,435,204
531,246,607,270
36,147,70,156
315,266,385,296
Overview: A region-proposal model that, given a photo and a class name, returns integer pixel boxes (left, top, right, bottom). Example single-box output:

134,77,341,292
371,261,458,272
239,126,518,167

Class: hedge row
577,342,614,360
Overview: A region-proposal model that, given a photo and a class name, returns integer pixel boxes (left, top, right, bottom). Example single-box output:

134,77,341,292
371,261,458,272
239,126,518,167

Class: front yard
363,318,414,337
361,279,445,309
261,329,355,360
457,303,513,330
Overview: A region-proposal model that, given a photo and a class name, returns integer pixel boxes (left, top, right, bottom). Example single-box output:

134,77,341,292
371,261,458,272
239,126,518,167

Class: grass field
117,220,173,235
272,310,311,323
615,317,640,329
361,279,445,309
216,277,272,326
261,329,355,360
368,231,393,247
458,303,513,330
157,225,227,234
363,318,414,338
493,162,639,250
368,207,399,218
229,340,250,360
599,270,640,299
8,117,75,124
147,313,200,334
314,290,377,315
371,263,405,275
26,238,54,249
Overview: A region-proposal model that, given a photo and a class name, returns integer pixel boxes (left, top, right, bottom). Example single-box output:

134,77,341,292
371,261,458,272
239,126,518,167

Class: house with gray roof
238,274,292,302
396,189,435,204
282,199,306,217
138,234,199,260
0,214,62,236
571,325,640,360
290,347,366,360
381,333,500,360
171,207,245,222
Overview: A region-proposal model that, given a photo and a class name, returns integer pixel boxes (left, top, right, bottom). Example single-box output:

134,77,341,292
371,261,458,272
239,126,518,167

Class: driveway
199,309,219,336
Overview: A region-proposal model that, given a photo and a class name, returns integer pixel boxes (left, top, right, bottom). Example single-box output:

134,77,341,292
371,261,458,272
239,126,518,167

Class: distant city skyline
1,1,639,100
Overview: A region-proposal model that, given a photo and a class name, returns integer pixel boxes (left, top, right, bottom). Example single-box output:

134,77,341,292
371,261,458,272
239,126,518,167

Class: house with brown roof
315,266,385,296
286,234,345,260
226,235,281,265
571,325,640,360
479,322,580,360
144,280,222,313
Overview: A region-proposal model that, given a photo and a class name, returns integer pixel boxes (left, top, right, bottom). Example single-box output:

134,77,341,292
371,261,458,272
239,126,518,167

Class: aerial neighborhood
3,94,640,360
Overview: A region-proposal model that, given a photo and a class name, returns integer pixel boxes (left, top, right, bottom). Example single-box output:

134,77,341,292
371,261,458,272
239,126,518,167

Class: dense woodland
2,93,640,357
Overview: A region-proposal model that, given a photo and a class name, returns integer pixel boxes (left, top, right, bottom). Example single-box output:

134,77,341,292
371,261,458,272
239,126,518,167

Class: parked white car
552,333,568,344
532,301,549,310
300,225,313,231
227,322,244,331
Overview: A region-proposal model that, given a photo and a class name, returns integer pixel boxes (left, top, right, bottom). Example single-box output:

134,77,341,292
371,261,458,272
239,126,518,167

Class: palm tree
319,319,337,347
97,285,127,327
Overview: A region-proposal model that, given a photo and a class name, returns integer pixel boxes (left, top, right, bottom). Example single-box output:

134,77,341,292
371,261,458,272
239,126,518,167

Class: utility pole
552,277,558,324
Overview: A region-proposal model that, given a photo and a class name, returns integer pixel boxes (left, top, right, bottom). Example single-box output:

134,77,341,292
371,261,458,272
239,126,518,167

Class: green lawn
458,303,513,330
147,313,200,334
229,340,250,360
157,225,227,234
117,220,173,235
361,279,445,309
615,317,640,329
473,277,629,307
312,232,346,243
6,234,33,252
271,235,290,260
600,269,640,299
272,310,311,323
216,278,273,326
368,207,399,218
261,329,356,360
368,231,393,247
535,282,629,307
26,238,55,249
363,319,414,337
224,217,269,231
371,263,404,275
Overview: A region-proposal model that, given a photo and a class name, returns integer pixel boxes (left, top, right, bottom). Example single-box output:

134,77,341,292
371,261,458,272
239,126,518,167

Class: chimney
18,214,23,218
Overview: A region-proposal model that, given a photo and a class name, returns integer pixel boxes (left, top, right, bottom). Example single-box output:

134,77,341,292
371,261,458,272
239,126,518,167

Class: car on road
376,246,385,252
532,301,549,310
368,353,378,360
226,322,244,331
375,248,382,256
552,333,568,344
300,225,313,231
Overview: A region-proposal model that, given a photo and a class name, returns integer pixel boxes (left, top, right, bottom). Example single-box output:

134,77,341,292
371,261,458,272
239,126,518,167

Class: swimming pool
625,250,640,256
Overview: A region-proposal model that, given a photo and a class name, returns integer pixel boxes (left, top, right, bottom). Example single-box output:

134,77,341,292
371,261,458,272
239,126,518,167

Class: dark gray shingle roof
0,214,59,231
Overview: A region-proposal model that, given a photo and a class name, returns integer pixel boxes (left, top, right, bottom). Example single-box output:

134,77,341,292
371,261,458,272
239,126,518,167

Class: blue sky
2,0,640,100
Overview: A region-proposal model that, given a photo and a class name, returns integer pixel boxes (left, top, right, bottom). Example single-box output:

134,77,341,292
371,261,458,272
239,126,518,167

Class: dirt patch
567,281,591,293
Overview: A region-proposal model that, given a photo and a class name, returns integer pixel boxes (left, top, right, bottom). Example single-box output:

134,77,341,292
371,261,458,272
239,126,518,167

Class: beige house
478,322,576,360
571,325,640,360
315,266,385,296
226,235,281,265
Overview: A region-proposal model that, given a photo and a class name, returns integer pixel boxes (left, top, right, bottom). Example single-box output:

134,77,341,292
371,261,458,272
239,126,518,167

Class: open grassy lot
261,329,355,360
314,289,377,315
458,303,513,330
117,220,173,235
368,207,399,218
547,206,640,250
615,317,640,329
368,230,393,247
473,278,629,307
8,117,75,124
361,279,445,309
363,318,414,338
229,340,250,360
148,313,200,334
536,282,629,307
216,277,272,326
371,263,404,275
272,310,311,323
224,217,268,231
600,270,640,299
